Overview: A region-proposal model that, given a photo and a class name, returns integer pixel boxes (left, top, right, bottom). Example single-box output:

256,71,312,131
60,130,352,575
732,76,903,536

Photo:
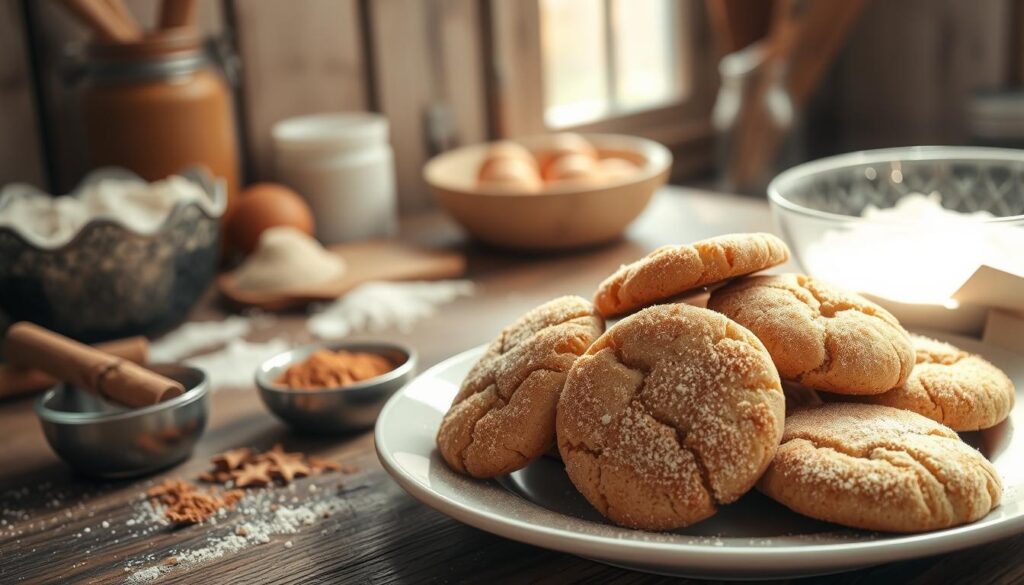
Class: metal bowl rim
255,340,418,396
34,364,209,425
768,145,1024,225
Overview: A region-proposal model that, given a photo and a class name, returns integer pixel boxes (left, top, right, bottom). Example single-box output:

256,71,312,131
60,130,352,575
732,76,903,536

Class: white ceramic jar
272,112,397,243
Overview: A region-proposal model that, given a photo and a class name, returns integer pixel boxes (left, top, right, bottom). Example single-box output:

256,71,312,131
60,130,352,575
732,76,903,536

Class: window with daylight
540,0,688,128
490,0,716,171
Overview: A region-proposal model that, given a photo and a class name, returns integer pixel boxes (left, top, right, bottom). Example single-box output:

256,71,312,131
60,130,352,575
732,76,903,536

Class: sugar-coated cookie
707,273,913,395
556,303,785,530
593,233,790,318
848,335,1015,431
759,403,1002,532
437,296,604,478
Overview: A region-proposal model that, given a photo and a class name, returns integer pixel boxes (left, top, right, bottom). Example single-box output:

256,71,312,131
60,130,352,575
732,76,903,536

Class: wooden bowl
424,134,672,250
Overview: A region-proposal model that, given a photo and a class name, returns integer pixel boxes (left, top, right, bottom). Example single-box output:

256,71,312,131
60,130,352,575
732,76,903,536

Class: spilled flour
150,315,255,362
803,192,1024,304
146,280,473,391
123,484,350,584
184,338,290,389
307,280,474,338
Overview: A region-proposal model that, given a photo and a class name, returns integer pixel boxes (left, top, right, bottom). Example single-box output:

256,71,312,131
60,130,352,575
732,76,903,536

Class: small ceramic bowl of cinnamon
255,341,417,434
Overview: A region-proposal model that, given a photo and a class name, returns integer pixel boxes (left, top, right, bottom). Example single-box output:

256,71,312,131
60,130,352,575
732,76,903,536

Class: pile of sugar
803,192,1024,304
0,474,351,583
123,484,348,584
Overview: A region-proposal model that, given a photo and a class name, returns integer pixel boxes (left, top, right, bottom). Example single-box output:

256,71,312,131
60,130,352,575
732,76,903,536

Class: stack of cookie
436,233,1013,534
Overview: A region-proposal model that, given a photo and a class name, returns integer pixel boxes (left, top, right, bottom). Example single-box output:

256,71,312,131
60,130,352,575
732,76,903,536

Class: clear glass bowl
768,146,1024,310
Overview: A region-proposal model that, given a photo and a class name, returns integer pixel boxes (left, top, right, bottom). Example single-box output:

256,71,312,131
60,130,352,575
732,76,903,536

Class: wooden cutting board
217,240,466,311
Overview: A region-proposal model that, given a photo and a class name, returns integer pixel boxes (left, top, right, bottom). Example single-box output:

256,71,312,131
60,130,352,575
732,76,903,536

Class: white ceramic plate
375,332,1024,579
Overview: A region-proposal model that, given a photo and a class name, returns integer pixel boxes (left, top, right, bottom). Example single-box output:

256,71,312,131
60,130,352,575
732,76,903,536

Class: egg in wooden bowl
477,142,543,194
424,133,671,250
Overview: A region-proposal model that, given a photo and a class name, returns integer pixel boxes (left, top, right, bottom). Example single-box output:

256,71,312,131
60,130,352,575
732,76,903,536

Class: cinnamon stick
3,322,183,408
0,335,148,400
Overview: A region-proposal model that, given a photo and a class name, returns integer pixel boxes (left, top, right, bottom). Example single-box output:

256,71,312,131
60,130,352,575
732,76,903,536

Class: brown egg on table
535,133,598,175
477,156,543,194
477,141,537,181
599,156,641,183
542,152,604,188
227,183,316,255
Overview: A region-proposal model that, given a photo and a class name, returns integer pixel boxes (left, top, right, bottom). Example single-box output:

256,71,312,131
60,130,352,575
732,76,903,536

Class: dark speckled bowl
0,167,224,342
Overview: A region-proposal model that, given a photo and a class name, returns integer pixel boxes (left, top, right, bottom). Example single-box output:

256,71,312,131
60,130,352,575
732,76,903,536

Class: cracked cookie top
847,335,1015,431
707,273,914,395
592,233,790,318
555,303,785,531
436,296,604,478
759,403,1002,532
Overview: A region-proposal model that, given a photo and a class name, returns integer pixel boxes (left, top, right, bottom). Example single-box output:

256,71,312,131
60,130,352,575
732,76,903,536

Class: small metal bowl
35,364,209,479
256,341,417,434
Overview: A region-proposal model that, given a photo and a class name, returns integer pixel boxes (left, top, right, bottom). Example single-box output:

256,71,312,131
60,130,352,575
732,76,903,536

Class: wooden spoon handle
159,0,199,29
58,0,140,42
101,0,143,39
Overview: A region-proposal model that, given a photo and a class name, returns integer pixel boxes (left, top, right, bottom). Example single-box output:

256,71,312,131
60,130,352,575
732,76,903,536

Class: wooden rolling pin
0,335,148,400
3,322,183,408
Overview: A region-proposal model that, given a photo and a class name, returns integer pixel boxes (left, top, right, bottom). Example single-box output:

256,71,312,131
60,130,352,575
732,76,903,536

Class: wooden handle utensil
159,0,199,29
58,0,142,42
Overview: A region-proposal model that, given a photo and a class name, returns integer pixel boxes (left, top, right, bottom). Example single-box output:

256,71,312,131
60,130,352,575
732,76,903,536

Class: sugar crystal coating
557,303,785,530
437,296,604,478
759,403,1002,532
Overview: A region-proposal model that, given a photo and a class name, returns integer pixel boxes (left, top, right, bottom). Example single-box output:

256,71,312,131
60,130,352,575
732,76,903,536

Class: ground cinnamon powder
146,479,244,525
276,349,394,390
145,445,352,526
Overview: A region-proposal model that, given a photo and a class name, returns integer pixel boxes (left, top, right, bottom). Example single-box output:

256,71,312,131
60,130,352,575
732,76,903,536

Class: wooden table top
1,186,1019,584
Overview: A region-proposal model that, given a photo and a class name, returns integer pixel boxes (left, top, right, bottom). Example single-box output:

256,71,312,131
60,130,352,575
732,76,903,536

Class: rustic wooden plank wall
360,0,485,213
20,0,86,193
228,0,369,182
3,0,1018,205
437,0,489,149
0,0,44,188
9,0,486,213
810,0,1011,153
366,0,437,213
489,0,546,138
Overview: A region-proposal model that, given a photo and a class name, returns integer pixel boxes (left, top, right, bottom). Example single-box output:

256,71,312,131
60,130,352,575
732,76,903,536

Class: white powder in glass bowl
803,192,1024,304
